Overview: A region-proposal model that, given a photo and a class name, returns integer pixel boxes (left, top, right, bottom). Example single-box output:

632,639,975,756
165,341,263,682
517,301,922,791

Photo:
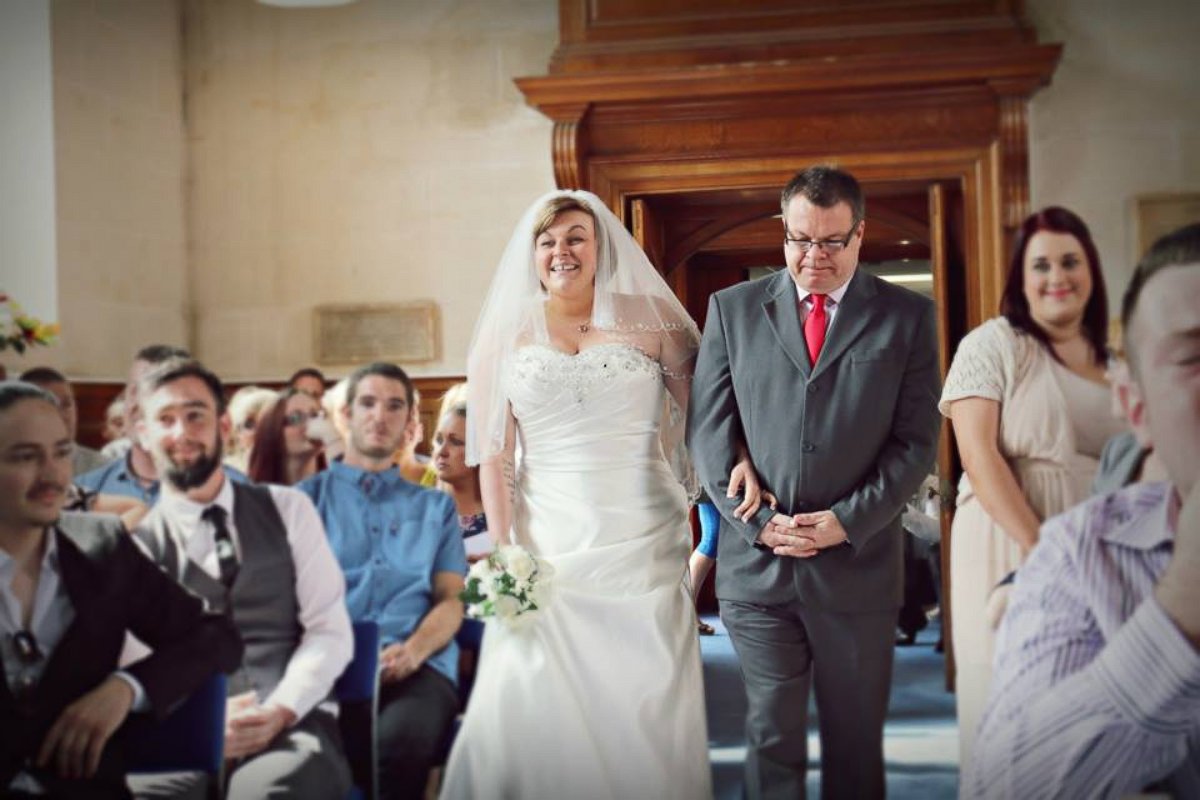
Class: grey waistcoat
135,482,301,700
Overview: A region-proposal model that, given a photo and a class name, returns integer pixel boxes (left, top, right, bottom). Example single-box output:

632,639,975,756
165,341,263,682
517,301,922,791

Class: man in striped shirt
967,223,1200,799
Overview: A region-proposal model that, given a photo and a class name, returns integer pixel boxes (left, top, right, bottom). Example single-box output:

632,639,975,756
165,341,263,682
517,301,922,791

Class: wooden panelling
553,0,1032,73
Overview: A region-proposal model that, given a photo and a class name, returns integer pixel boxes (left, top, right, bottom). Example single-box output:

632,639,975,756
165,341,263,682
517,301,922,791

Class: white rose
493,594,520,620
506,548,536,582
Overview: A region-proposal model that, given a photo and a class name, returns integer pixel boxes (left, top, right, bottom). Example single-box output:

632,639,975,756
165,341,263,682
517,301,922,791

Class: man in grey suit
688,166,941,798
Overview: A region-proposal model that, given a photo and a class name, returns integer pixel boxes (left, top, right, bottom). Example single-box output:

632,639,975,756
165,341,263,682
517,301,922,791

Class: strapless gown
440,343,711,800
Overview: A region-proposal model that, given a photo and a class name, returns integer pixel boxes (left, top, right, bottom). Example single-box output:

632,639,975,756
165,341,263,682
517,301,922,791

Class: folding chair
336,620,380,800
124,671,227,800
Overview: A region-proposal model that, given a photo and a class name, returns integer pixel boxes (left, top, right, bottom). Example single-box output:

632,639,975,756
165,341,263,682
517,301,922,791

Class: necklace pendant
578,323,590,333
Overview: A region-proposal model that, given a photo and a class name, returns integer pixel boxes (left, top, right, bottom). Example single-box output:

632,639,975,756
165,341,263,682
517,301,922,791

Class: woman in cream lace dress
940,207,1125,767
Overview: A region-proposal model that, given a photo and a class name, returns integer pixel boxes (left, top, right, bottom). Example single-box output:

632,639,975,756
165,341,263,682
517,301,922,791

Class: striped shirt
966,482,1200,799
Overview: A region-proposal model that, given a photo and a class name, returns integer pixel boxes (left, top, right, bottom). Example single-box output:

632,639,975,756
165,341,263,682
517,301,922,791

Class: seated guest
19,367,109,475
246,389,328,486
395,386,435,486
967,223,1200,798
130,359,353,800
77,345,247,505
102,396,125,444
0,380,241,798
99,396,131,462
224,385,278,474
431,396,490,558
1092,350,1167,494
320,377,350,462
288,367,327,401
299,362,466,800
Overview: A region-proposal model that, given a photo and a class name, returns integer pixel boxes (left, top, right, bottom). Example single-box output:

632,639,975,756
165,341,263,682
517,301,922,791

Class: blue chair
124,671,227,800
336,620,380,800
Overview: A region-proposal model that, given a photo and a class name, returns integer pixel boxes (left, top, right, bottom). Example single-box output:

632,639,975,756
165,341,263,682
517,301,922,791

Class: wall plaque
1134,192,1200,261
313,302,439,365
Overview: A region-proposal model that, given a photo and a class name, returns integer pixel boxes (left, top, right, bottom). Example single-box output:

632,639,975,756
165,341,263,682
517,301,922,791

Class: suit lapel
762,271,812,378
32,528,103,712
810,269,880,382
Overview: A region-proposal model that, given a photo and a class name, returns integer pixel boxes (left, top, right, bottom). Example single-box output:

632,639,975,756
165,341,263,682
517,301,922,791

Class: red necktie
804,294,827,365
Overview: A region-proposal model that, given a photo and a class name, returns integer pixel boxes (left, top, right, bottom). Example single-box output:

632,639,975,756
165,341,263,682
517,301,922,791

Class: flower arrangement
0,294,59,353
461,545,555,628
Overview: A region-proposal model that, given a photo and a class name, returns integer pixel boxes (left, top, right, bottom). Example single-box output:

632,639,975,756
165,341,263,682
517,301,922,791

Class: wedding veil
465,189,700,495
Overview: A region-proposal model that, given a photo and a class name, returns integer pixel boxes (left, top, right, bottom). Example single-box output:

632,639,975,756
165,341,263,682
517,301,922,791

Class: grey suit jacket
687,269,941,612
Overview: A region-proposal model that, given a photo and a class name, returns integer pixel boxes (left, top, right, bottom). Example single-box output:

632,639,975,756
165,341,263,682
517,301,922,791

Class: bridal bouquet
461,545,555,628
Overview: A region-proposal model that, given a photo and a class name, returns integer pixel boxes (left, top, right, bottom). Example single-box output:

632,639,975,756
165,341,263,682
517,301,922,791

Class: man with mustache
299,362,466,800
129,359,353,800
0,380,241,798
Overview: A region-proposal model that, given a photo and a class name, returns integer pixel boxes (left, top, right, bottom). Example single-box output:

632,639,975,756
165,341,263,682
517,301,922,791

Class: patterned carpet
699,613,959,799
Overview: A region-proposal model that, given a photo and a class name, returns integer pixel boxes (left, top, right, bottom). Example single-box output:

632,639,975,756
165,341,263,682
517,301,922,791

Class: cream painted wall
184,0,557,380
1027,0,1200,300
0,0,57,376
49,0,190,379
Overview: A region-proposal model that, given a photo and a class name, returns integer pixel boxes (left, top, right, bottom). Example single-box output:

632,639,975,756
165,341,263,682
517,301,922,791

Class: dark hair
0,380,60,412
247,389,326,484
288,367,326,387
18,366,67,385
139,358,227,414
135,344,191,365
1122,222,1200,367
345,362,414,410
780,165,865,226
999,206,1108,365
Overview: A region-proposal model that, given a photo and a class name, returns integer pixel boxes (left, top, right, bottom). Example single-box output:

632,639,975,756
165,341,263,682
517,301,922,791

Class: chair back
335,620,380,703
336,620,380,800
124,671,227,775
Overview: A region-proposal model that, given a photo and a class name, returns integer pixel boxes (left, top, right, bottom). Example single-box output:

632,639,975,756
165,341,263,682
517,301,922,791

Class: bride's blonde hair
532,195,596,239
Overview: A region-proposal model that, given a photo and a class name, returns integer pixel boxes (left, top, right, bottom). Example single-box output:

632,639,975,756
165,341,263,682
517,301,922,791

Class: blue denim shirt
298,459,467,684
75,453,247,506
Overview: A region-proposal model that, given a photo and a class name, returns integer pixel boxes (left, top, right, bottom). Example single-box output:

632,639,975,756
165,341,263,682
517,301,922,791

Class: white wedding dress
440,343,712,800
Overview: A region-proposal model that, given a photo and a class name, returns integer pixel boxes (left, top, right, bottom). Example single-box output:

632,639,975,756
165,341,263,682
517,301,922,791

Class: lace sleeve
939,317,1012,416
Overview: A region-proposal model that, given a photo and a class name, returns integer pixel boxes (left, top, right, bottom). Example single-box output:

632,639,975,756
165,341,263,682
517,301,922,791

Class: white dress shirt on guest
147,478,352,720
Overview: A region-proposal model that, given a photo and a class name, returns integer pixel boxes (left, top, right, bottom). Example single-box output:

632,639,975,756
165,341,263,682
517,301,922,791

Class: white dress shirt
152,477,353,720
795,279,850,331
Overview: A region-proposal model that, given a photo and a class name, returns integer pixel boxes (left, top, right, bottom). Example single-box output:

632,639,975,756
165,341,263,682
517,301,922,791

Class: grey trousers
721,599,898,800
128,708,352,800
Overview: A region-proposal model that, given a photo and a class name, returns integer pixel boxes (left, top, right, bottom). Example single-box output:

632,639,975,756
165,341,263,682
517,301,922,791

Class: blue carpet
700,614,959,799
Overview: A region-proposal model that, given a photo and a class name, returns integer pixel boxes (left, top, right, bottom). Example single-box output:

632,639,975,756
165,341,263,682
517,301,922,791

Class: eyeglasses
784,223,860,254
284,410,324,427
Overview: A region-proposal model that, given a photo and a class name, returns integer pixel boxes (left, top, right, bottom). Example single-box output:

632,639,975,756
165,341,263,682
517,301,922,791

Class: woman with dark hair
247,389,329,485
939,207,1126,766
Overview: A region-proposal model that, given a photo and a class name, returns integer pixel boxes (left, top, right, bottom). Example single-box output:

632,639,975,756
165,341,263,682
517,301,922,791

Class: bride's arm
479,403,518,547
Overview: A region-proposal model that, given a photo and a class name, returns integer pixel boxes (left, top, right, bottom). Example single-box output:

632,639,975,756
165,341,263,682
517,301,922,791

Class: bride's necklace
549,304,592,334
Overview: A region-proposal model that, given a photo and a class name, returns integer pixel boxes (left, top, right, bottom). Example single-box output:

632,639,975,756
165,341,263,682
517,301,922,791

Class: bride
440,190,725,799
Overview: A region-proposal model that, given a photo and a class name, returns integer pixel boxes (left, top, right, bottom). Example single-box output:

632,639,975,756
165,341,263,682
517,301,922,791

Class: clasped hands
380,640,423,684
225,692,297,760
757,510,848,558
